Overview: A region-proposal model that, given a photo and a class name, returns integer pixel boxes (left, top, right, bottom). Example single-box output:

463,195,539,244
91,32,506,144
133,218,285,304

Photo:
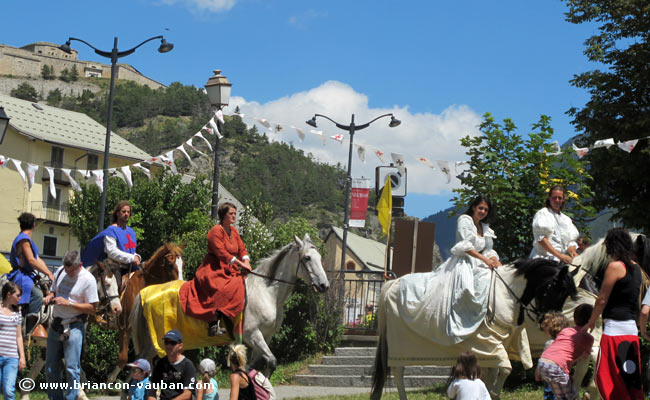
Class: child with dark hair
447,351,490,399
536,304,594,400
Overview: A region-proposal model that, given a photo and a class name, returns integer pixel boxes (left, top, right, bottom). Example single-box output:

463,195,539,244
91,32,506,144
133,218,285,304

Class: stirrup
208,319,227,337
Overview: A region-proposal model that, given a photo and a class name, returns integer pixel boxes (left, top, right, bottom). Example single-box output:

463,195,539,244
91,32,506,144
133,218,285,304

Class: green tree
70,65,79,81
46,88,63,106
59,67,71,82
40,64,55,80
10,82,39,102
453,113,595,261
564,0,650,231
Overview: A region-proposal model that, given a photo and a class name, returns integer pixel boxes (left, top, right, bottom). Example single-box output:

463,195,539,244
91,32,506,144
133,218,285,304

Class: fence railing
342,270,385,335
31,201,69,224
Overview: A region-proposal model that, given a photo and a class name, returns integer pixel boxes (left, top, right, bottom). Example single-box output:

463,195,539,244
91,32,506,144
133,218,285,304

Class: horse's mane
254,238,313,280
143,242,182,272
512,258,577,324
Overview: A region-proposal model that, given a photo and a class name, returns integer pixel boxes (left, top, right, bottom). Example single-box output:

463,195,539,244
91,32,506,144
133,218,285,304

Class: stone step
306,364,450,376
321,356,376,365
334,347,377,357
294,374,447,387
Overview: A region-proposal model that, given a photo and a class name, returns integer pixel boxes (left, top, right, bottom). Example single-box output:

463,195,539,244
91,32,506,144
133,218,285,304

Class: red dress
180,224,249,320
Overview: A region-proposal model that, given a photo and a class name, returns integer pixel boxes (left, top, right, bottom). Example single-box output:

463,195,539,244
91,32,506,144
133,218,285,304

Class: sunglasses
164,340,179,346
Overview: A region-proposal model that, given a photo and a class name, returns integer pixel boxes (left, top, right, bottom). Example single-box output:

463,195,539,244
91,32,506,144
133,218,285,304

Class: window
47,188,62,209
345,260,356,271
87,154,98,170
42,236,57,257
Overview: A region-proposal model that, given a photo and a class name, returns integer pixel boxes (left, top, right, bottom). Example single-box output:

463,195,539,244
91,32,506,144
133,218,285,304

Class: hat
163,329,183,343
126,359,151,374
199,358,217,375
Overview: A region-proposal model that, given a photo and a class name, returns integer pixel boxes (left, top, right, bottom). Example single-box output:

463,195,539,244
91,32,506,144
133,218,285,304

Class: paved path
92,385,408,399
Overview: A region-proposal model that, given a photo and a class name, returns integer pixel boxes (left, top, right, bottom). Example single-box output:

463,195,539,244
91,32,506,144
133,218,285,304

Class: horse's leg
483,367,510,400
245,329,277,377
108,328,130,382
393,366,408,400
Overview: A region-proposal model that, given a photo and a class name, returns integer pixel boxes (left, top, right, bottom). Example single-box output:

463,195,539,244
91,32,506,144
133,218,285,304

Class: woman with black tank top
227,344,257,400
584,228,643,400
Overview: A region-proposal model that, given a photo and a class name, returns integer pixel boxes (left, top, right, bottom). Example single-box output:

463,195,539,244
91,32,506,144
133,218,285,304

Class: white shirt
447,378,491,400
104,236,139,264
51,266,99,321
530,207,579,260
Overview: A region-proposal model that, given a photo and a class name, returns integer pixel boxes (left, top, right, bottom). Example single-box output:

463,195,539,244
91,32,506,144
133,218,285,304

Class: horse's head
90,261,122,316
514,258,578,324
143,242,185,281
294,234,329,293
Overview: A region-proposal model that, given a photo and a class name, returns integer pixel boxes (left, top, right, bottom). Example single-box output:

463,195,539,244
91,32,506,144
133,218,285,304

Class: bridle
489,268,544,324
92,264,121,320
246,245,315,287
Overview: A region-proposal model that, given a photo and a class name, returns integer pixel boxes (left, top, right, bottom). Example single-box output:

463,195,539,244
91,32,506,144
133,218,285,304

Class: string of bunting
1,107,648,199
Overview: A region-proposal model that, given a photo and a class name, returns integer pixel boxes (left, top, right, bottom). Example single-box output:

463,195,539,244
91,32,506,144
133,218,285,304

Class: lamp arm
117,35,164,58
68,37,104,54
358,113,394,129
314,114,350,131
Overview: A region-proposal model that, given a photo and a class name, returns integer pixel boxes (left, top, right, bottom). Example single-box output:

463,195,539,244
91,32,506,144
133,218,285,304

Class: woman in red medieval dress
180,202,251,339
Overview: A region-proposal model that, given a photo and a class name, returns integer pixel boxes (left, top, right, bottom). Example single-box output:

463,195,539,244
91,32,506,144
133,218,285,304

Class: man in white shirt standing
44,251,99,400
530,185,580,264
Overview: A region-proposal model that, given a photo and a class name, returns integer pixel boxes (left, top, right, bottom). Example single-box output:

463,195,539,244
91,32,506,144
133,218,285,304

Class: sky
1,0,599,219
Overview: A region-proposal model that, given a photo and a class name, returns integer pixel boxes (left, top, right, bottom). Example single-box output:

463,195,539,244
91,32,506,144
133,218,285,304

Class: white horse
371,232,650,400
19,263,121,400
129,234,329,375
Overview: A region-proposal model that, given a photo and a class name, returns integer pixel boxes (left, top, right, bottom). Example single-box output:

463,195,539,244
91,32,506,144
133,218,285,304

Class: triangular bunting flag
255,118,271,128
572,143,589,158
617,139,638,153
391,153,406,174
62,168,82,192
10,159,26,183
0,155,7,168
416,156,435,169
331,134,344,143
593,138,615,149
120,166,133,188
375,149,386,163
355,144,366,163
91,170,104,192
215,109,225,124
45,167,56,198
177,144,196,167
185,138,208,157
209,118,223,139
291,126,305,142
133,163,151,181
455,161,469,173
26,163,39,191
436,160,451,183
194,132,213,152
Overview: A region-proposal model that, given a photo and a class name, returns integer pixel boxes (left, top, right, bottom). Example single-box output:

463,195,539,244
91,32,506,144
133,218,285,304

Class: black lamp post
0,106,10,145
204,70,232,221
305,113,400,271
60,35,174,233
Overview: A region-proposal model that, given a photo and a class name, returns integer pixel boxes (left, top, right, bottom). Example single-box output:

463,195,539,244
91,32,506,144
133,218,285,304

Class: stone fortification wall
0,43,164,90
0,76,102,99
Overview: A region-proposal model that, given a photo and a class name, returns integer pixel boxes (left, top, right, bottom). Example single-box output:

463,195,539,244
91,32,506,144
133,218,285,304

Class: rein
491,268,543,323
246,248,311,287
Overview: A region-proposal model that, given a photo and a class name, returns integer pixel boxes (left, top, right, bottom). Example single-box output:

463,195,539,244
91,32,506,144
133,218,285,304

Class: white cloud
288,9,328,27
158,0,236,13
228,81,482,196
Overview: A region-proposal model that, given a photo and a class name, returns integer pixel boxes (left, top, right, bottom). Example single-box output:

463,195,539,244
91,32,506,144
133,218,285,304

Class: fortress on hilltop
0,41,165,89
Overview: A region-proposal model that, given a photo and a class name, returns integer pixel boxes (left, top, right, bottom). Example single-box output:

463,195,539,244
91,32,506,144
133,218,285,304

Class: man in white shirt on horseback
530,185,579,264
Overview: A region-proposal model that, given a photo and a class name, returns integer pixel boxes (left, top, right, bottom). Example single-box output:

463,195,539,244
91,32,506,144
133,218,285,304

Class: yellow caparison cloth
0,254,12,275
140,280,242,357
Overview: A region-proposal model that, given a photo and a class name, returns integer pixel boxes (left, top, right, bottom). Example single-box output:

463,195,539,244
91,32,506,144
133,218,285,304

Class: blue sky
1,0,597,218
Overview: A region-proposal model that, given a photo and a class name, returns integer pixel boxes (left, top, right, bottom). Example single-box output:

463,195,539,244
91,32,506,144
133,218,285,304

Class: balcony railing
31,201,69,224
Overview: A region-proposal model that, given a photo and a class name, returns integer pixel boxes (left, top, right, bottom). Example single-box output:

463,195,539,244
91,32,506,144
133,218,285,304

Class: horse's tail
129,293,146,354
370,281,392,400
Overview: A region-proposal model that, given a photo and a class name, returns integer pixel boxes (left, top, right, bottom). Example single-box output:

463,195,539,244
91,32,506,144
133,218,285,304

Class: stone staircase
295,346,450,387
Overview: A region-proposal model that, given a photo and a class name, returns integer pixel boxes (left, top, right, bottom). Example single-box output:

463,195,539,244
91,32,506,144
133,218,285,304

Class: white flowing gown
397,214,499,345
529,207,578,261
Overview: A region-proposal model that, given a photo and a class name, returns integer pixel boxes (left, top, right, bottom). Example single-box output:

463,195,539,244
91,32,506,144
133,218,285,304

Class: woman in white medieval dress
397,196,501,345
529,185,579,264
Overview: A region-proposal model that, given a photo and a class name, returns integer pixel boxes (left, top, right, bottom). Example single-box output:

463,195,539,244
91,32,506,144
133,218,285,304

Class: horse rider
530,185,579,264
179,202,251,338
7,212,55,333
82,200,141,292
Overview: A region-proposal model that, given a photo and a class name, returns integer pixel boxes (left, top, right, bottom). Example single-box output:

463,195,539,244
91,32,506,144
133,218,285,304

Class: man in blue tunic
8,212,55,332
81,201,141,291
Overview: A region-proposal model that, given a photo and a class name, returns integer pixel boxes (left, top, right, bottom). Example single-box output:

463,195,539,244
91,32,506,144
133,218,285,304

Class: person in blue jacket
81,201,141,291
7,212,55,332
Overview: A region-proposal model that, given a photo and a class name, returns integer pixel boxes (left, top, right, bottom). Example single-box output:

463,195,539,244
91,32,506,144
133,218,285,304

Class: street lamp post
305,113,400,271
60,35,174,233
204,70,232,221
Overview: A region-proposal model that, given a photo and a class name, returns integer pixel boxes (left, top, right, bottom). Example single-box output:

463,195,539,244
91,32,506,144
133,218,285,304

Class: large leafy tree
453,113,595,261
564,0,650,230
